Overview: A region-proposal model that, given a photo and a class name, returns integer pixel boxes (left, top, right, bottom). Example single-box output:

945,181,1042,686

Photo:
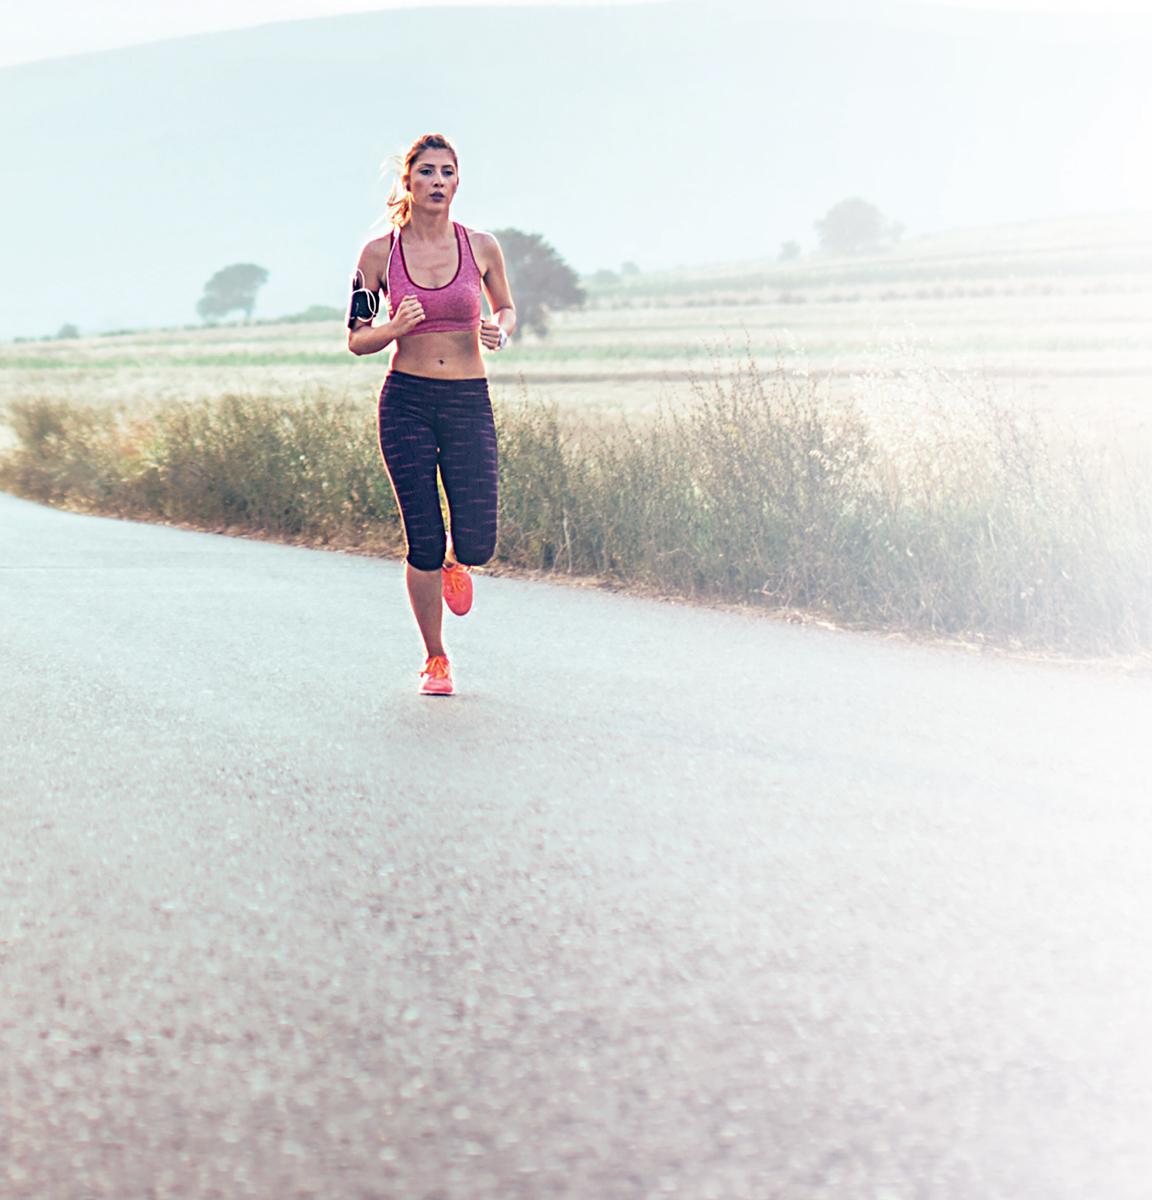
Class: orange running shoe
441,563,473,616
418,654,454,696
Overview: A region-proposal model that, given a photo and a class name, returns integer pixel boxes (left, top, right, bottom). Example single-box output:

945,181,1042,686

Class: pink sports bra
386,221,483,335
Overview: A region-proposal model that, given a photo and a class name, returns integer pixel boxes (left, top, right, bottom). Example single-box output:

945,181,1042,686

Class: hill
590,211,1152,301
1,0,1151,339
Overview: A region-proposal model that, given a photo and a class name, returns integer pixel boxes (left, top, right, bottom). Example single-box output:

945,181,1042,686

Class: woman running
348,133,516,696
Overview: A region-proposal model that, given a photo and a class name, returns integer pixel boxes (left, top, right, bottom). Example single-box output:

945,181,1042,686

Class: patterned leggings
377,370,499,572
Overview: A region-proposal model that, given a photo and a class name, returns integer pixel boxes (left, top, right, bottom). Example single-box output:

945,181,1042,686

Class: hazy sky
3,0,1152,69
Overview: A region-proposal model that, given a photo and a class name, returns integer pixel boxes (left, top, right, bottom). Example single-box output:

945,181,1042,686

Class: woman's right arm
347,238,425,355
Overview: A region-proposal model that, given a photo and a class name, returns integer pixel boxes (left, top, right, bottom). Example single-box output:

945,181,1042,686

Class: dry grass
3,354,1149,655
496,356,1151,654
0,390,401,548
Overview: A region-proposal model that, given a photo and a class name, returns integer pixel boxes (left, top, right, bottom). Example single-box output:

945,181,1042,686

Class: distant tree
815,198,887,255
592,268,620,286
196,263,269,322
620,261,640,277
778,240,801,262
56,322,80,339
493,230,584,337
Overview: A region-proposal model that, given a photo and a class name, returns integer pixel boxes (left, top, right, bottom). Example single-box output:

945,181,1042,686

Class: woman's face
407,149,459,213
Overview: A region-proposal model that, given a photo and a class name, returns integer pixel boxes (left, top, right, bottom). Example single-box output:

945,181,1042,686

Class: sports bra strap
383,225,401,295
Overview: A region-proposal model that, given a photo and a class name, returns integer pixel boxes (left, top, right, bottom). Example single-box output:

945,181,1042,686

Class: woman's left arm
474,231,517,350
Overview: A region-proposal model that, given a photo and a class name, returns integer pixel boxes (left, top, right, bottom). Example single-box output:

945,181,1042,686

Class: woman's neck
403,209,453,242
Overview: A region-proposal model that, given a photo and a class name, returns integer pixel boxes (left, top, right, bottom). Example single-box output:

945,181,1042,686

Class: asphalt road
2,490,1151,1200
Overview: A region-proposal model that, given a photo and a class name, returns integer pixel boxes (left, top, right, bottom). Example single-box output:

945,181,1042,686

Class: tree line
193,196,905,328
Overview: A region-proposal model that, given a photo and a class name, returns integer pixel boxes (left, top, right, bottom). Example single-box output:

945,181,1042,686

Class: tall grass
496,357,1151,653
2,358,1149,654
0,391,401,551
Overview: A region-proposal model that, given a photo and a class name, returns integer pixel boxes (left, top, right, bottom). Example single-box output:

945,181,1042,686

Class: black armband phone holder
347,271,381,329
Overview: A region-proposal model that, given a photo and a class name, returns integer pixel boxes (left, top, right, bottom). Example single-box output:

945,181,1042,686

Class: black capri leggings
378,370,499,572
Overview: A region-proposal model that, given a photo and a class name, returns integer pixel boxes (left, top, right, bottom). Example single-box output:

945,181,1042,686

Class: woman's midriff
391,330,485,380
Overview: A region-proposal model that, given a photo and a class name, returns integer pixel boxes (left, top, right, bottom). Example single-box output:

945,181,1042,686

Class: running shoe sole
419,677,455,696
442,564,473,616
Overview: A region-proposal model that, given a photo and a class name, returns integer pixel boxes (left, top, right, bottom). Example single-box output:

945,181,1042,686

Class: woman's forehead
413,149,457,167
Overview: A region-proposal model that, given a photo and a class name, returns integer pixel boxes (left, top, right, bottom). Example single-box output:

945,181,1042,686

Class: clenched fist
480,321,507,350
390,295,426,337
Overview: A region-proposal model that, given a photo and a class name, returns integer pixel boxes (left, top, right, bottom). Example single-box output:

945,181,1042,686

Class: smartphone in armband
347,270,379,329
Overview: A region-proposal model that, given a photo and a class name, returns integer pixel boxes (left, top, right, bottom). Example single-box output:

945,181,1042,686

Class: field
3,212,1152,431
3,213,1151,656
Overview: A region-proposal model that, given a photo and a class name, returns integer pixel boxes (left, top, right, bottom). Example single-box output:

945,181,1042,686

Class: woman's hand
390,295,426,337
348,293,425,355
479,321,507,350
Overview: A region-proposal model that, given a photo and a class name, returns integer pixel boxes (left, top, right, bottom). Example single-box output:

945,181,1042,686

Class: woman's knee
450,528,496,568
405,533,447,573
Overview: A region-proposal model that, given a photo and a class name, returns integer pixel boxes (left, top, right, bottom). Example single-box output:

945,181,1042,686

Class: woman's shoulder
460,226,502,267
359,230,398,262
355,230,400,286
461,225,497,246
